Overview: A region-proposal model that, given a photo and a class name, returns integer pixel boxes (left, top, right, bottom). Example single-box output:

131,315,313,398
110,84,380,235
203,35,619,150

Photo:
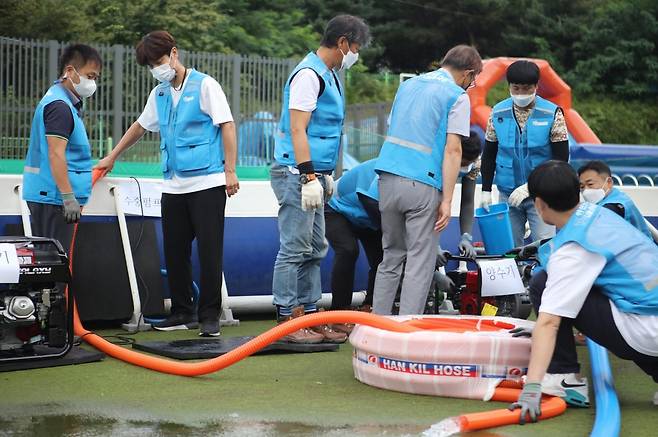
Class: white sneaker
541,373,590,407
653,391,658,406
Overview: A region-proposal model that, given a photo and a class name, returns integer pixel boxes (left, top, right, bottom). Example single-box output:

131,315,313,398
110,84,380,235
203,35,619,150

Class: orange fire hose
65,169,566,431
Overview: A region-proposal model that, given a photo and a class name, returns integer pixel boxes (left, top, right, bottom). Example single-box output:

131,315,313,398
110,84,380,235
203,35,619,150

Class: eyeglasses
466,71,476,89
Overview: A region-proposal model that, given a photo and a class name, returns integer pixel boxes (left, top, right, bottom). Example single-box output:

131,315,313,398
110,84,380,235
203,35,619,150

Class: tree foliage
1,0,656,98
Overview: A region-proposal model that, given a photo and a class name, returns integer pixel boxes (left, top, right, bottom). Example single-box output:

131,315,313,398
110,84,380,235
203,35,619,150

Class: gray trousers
372,173,441,315
27,202,74,253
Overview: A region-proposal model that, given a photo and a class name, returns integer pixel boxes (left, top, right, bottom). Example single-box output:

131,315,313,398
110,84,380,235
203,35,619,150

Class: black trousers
530,270,658,381
325,206,383,309
27,202,74,253
161,186,226,322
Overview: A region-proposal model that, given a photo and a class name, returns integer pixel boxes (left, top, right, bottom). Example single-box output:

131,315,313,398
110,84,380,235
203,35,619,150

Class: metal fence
0,36,299,166
0,36,390,169
345,102,390,162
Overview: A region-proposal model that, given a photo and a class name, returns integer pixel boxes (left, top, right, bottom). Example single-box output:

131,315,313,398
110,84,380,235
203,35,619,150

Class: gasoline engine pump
0,237,73,362
426,254,534,319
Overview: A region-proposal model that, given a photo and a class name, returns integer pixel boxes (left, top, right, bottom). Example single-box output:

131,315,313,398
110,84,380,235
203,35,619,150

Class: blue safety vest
329,159,379,230
275,52,344,172
538,202,658,315
492,96,557,194
156,69,224,179
601,188,652,240
376,69,464,190
23,83,92,206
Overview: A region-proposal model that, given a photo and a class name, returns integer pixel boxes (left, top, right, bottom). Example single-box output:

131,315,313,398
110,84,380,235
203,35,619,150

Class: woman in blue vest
578,160,654,241
480,60,570,247
325,159,381,328
372,45,482,316
96,31,239,337
509,161,658,424
23,44,102,253
270,15,370,344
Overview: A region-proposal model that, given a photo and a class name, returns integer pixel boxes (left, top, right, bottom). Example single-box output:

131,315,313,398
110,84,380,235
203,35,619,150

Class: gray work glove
61,192,81,224
509,326,532,338
519,240,542,259
435,246,452,268
509,382,542,424
434,272,455,291
458,233,476,258
323,174,335,201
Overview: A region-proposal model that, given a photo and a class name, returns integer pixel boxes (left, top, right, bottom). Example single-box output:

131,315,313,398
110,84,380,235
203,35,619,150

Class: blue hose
587,338,621,437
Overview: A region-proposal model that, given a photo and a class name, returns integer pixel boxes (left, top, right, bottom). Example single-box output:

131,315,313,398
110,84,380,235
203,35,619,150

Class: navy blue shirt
43,83,83,140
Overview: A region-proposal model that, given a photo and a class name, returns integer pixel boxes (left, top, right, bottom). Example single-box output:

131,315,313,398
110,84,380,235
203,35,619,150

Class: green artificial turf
0,318,656,436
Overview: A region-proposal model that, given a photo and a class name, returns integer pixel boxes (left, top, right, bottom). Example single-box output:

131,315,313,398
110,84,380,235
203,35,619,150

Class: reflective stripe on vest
384,136,433,154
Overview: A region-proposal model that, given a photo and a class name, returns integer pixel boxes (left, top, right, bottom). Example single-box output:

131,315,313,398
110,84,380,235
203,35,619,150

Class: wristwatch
299,173,317,184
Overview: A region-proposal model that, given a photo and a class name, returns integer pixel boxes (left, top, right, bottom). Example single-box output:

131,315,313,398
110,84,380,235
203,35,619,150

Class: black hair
440,45,483,74
320,15,370,48
58,44,102,76
136,30,177,66
528,160,580,212
462,130,482,163
506,60,540,85
577,160,612,178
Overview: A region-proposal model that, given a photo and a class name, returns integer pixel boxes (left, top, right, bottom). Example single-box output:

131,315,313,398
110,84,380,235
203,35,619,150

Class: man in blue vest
509,161,658,424
271,15,370,343
96,31,239,337
480,60,570,247
23,44,102,253
325,159,381,328
372,45,482,316
450,130,484,259
578,160,654,241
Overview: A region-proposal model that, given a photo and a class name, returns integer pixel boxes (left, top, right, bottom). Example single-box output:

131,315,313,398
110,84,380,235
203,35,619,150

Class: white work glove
508,183,530,208
301,178,324,211
323,174,335,201
480,191,492,211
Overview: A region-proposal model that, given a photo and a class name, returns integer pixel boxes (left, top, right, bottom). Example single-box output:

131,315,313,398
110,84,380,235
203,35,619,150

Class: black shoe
152,313,198,331
199,319,221,337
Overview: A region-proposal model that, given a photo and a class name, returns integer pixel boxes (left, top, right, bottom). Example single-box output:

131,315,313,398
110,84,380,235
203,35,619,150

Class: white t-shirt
447,93,471,137
289,68,322,112
137,70,233,194
539,242,658,356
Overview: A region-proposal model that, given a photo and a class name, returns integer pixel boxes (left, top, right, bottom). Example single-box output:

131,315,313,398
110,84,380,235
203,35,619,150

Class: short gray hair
320,15,371,48
441,45,483,74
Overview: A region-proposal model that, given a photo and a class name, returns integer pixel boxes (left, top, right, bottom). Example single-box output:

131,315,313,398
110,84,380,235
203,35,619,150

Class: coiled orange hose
66,170,566,431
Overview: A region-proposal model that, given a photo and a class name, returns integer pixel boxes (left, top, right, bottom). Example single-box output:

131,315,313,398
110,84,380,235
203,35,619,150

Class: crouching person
325,158,382,332
510,161,658,424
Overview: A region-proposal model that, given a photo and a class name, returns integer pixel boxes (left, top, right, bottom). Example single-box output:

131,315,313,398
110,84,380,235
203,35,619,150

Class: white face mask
68,68,96,98
510,91,535,108
581,178,611,204
582,188,607,204
150,62,176,83
340,47,359,70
